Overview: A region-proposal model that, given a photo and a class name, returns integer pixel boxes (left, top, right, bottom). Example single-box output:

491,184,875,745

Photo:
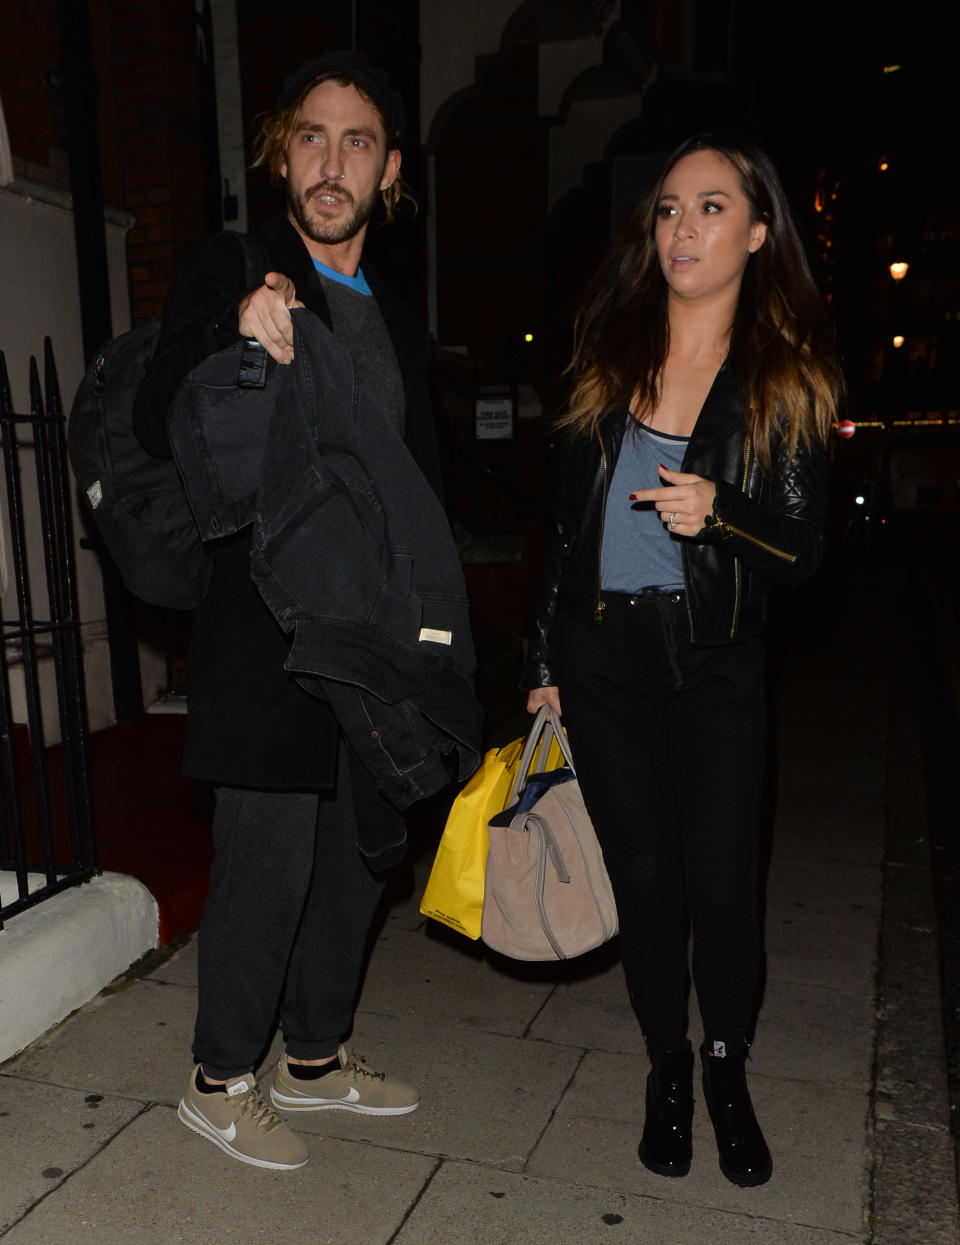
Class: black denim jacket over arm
169,310,483,829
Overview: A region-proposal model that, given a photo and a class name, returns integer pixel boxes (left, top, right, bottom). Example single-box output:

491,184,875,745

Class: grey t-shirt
600,417,687,593
314,263,405,435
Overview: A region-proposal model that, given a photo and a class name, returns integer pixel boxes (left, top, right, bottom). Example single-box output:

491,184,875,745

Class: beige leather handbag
481,705,618,960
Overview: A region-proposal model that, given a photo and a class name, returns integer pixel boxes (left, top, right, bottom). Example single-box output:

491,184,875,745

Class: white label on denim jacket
86,480,103,510
419,627,452,645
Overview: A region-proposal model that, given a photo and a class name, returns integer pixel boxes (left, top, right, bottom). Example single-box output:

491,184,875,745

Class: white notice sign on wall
475,397,513,440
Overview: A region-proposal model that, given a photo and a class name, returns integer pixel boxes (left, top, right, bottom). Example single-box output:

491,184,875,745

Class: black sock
195,1067,228,1094
287,1055,341,1081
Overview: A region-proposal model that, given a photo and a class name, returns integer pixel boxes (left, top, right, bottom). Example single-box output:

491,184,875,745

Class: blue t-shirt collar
312,258,371,295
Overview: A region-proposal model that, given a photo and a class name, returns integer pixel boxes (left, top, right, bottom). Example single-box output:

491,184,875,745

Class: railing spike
0,352,12,415
43,338,64,418
28,356,43,418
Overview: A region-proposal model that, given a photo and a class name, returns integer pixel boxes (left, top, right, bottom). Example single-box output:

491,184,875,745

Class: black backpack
67,233,266,610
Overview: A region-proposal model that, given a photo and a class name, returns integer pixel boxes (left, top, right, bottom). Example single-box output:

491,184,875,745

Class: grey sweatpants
192,746,385,1080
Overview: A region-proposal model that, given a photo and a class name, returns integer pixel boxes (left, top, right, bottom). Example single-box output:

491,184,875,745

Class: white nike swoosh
272,1084,362,1105
210,1121,237,1142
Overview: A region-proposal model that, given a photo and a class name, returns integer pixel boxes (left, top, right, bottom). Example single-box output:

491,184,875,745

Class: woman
525,135,843,1187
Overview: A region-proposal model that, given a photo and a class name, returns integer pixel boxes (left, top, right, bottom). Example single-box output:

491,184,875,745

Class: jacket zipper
729,438,751,638
594,424,609,624
721,436,797,639
720,523,798,563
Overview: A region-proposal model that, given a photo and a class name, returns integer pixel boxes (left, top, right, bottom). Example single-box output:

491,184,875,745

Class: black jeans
557,590,766,1052
193,744,385,1080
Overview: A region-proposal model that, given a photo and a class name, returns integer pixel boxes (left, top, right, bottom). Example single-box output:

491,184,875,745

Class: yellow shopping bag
420,720,566,939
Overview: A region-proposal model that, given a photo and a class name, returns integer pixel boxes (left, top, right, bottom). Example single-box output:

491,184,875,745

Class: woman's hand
526,686,562,716
629,465,716,537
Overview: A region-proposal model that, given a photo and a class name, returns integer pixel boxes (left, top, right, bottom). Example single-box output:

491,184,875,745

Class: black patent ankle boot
637,1046,694,1177
700,1039,772,1187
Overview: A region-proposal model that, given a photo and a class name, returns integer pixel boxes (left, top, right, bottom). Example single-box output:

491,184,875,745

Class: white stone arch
547,84,648,210
421,0,619,148
420,0,519,146
419,0,649,332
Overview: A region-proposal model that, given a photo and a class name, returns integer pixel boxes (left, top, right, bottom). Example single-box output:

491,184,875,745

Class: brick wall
1,1,421,327
0,1,206,324
0,0,67,191
111,0,205,322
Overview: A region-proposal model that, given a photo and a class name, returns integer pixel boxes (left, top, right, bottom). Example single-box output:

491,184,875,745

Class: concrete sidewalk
1,587,957,1244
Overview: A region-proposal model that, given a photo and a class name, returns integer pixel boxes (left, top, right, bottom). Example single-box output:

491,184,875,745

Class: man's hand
238,272,304,364
629,465,717,537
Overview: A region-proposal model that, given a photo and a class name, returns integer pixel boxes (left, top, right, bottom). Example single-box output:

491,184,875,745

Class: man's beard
287,179,380,246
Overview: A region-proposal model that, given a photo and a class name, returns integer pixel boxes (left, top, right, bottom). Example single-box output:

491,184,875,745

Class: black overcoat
134,214,443,790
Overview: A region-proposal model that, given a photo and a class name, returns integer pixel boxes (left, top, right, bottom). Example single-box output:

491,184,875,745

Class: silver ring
668,512,677,531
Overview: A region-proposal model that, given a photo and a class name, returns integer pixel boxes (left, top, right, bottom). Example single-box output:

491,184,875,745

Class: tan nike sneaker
270,1046,419,1114
178,1065,309,1169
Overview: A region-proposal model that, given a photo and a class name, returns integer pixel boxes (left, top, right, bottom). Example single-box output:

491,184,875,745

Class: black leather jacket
525,363,830,687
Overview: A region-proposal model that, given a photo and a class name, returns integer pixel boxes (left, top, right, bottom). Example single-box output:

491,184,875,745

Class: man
135,52,454,1171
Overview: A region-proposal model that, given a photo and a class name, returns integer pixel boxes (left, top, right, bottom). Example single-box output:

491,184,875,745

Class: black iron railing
0,339,97,927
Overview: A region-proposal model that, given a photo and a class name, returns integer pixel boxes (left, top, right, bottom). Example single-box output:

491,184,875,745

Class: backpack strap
235,231,272,291
232,232,274,389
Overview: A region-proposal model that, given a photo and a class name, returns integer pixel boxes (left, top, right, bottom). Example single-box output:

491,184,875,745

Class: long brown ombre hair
559,134,844,471
250,73,416,223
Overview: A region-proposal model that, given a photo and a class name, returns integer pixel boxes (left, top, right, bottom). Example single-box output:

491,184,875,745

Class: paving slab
144,935,198,987
526,960,643,1055
775,749,886,795
765,854,881,921
771,812,883,867
750,976,874,1091
6,977,196,1107
379,850,437,933
260,1012,583,1170
777,700,885,745
530,961,874,1095
1,1104,437,1245
527,1049,869,1237
393,1161,860,1245
773,771,885,827
776,677,885,724
764,906,877,995
776,717,883,752
0,1078,144,1233
355,923,558,1038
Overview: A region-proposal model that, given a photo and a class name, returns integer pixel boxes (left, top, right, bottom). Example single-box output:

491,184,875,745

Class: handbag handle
505,704,577,807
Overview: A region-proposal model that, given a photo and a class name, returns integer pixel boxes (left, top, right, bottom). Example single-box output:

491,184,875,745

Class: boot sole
637,1144,691,1178
718,1156,773,1187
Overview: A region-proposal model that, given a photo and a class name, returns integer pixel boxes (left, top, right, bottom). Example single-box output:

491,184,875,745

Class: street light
892,335,905,348
889,261,909,280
